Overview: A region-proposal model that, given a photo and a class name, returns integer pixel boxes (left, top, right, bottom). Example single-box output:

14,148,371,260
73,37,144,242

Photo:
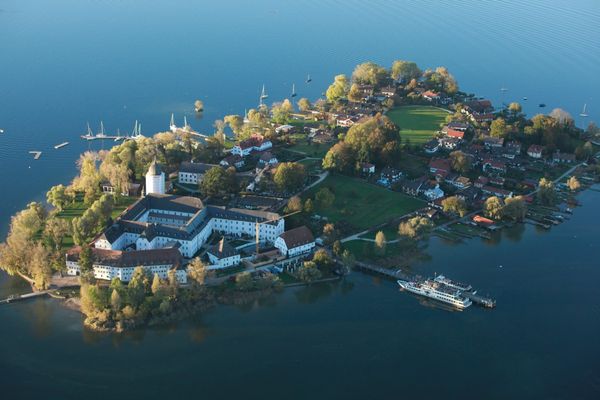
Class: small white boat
580,103,589,118
0,129,4,134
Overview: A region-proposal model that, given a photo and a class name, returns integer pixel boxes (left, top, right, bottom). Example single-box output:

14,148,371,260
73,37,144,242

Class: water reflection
294,281,336,305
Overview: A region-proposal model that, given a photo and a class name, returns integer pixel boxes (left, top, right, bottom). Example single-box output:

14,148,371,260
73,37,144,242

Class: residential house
336,115,359,128
482,158,507,174
231,134,273,156
422,90,440,101
483,136,505,149
378,167,403,187
360,162,375,175
552,151,576,164
439,137,461,150
274,226,316,257
220,154,245,169
379,86,397,97
447,121,470,131
258,151,279,166
482,185,513,198
474,176,489,188
399,177,425,196
421,180,445,200
429,158,451,176
424,138,440,154
178,161,218,185
527,144,544,159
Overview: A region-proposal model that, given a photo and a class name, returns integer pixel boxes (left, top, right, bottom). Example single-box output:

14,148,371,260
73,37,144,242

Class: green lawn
298,158,323,174
287,140,333,158
55,194,138,249
307,174,425,230
386,106,449,144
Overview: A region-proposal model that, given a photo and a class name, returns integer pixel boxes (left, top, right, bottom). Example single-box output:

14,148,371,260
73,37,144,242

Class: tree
508,102,522,115
490,118,508,138
347,84,363,103
304,198,314,214
224,115,244,137
341,249,355,270
326,74,349,102
30,242,51,289
332,240,342,257
312,249,333,272
423,66,458,94
235,271,254,291
200,166,235,197
271,99,295,124
297,98,312,112
110,288,122,311
315,188,335,209
549,108,574,126
398,216,433,239
322,223,338,244
322,142,355,173
442,196,468,217
296,261,322,283
151,273,162,295
449,151,470,174
194,99,204,112
273,162,306,193
44,217,70,252
128,267,149,308
188,257,209,286
567,176,581,192
46,185,68,211
537,178,557,206
503,196,527,221
575,141,593,160
484,196,504,220
391,60,421,82
374,231,386,256
286,196,303,213
351,62,389,87
167,269,179,293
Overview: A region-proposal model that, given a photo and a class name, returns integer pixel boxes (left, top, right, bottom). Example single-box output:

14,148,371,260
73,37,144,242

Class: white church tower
145,158,165,195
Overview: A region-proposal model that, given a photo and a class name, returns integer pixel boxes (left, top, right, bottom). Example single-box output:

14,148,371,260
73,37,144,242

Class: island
1,59,599,331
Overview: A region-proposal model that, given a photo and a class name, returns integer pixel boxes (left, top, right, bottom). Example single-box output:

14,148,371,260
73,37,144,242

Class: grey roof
179,161,217,174
67,246,181,269
96,194,280,245
207,241,239,259
146,159,162,176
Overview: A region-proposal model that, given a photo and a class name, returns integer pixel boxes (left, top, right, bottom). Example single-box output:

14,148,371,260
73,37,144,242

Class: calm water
1,0,600,398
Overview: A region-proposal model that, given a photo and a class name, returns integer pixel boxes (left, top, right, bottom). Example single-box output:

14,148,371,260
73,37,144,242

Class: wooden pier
353,261,410,281
463,291,496,308
0,290,52,305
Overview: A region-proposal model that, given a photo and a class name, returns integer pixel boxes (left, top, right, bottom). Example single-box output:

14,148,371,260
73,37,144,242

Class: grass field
386,106,449,144
287,140,333,158
307,174,425,230
55,194,138,249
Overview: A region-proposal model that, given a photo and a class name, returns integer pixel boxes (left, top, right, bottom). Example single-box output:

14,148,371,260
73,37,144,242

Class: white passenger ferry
397,279,472,309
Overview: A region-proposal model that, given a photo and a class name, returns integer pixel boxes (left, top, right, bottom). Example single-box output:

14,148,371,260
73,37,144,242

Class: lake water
1,0,600,398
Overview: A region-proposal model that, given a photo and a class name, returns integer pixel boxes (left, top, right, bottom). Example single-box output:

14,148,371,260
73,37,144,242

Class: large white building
145,159,165,195
66,193,285,282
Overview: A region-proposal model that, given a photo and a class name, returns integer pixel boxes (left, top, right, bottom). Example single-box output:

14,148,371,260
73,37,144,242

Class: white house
206,239,241,269
527,144,544,159
231,135,272,156
178,161,217,185
421,181,445,200
274,226,315,257
145,159,165,195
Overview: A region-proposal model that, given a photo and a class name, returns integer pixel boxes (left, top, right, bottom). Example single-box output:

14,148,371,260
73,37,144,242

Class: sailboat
260,84,269,100
306,74,312,83
291,83,297,97
500,84,508,92
98,121,106,138
580,103,589,118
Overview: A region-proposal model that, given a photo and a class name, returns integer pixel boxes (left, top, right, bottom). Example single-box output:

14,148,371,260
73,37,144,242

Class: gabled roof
278,226,314,249
180,161,217,174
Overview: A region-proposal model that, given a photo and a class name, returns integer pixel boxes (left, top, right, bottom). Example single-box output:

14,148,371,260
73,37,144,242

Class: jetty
169,114,210,139
29,151,42,160
80,121,132,142
353,261,410,280
54,141,69,149
462,291,496,308
0,290,52,305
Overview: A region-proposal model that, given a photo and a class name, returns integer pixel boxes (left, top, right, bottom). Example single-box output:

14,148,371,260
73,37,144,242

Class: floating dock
463,291,496,308
54,141,69,149
0,290,51,305
29,151,42,160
